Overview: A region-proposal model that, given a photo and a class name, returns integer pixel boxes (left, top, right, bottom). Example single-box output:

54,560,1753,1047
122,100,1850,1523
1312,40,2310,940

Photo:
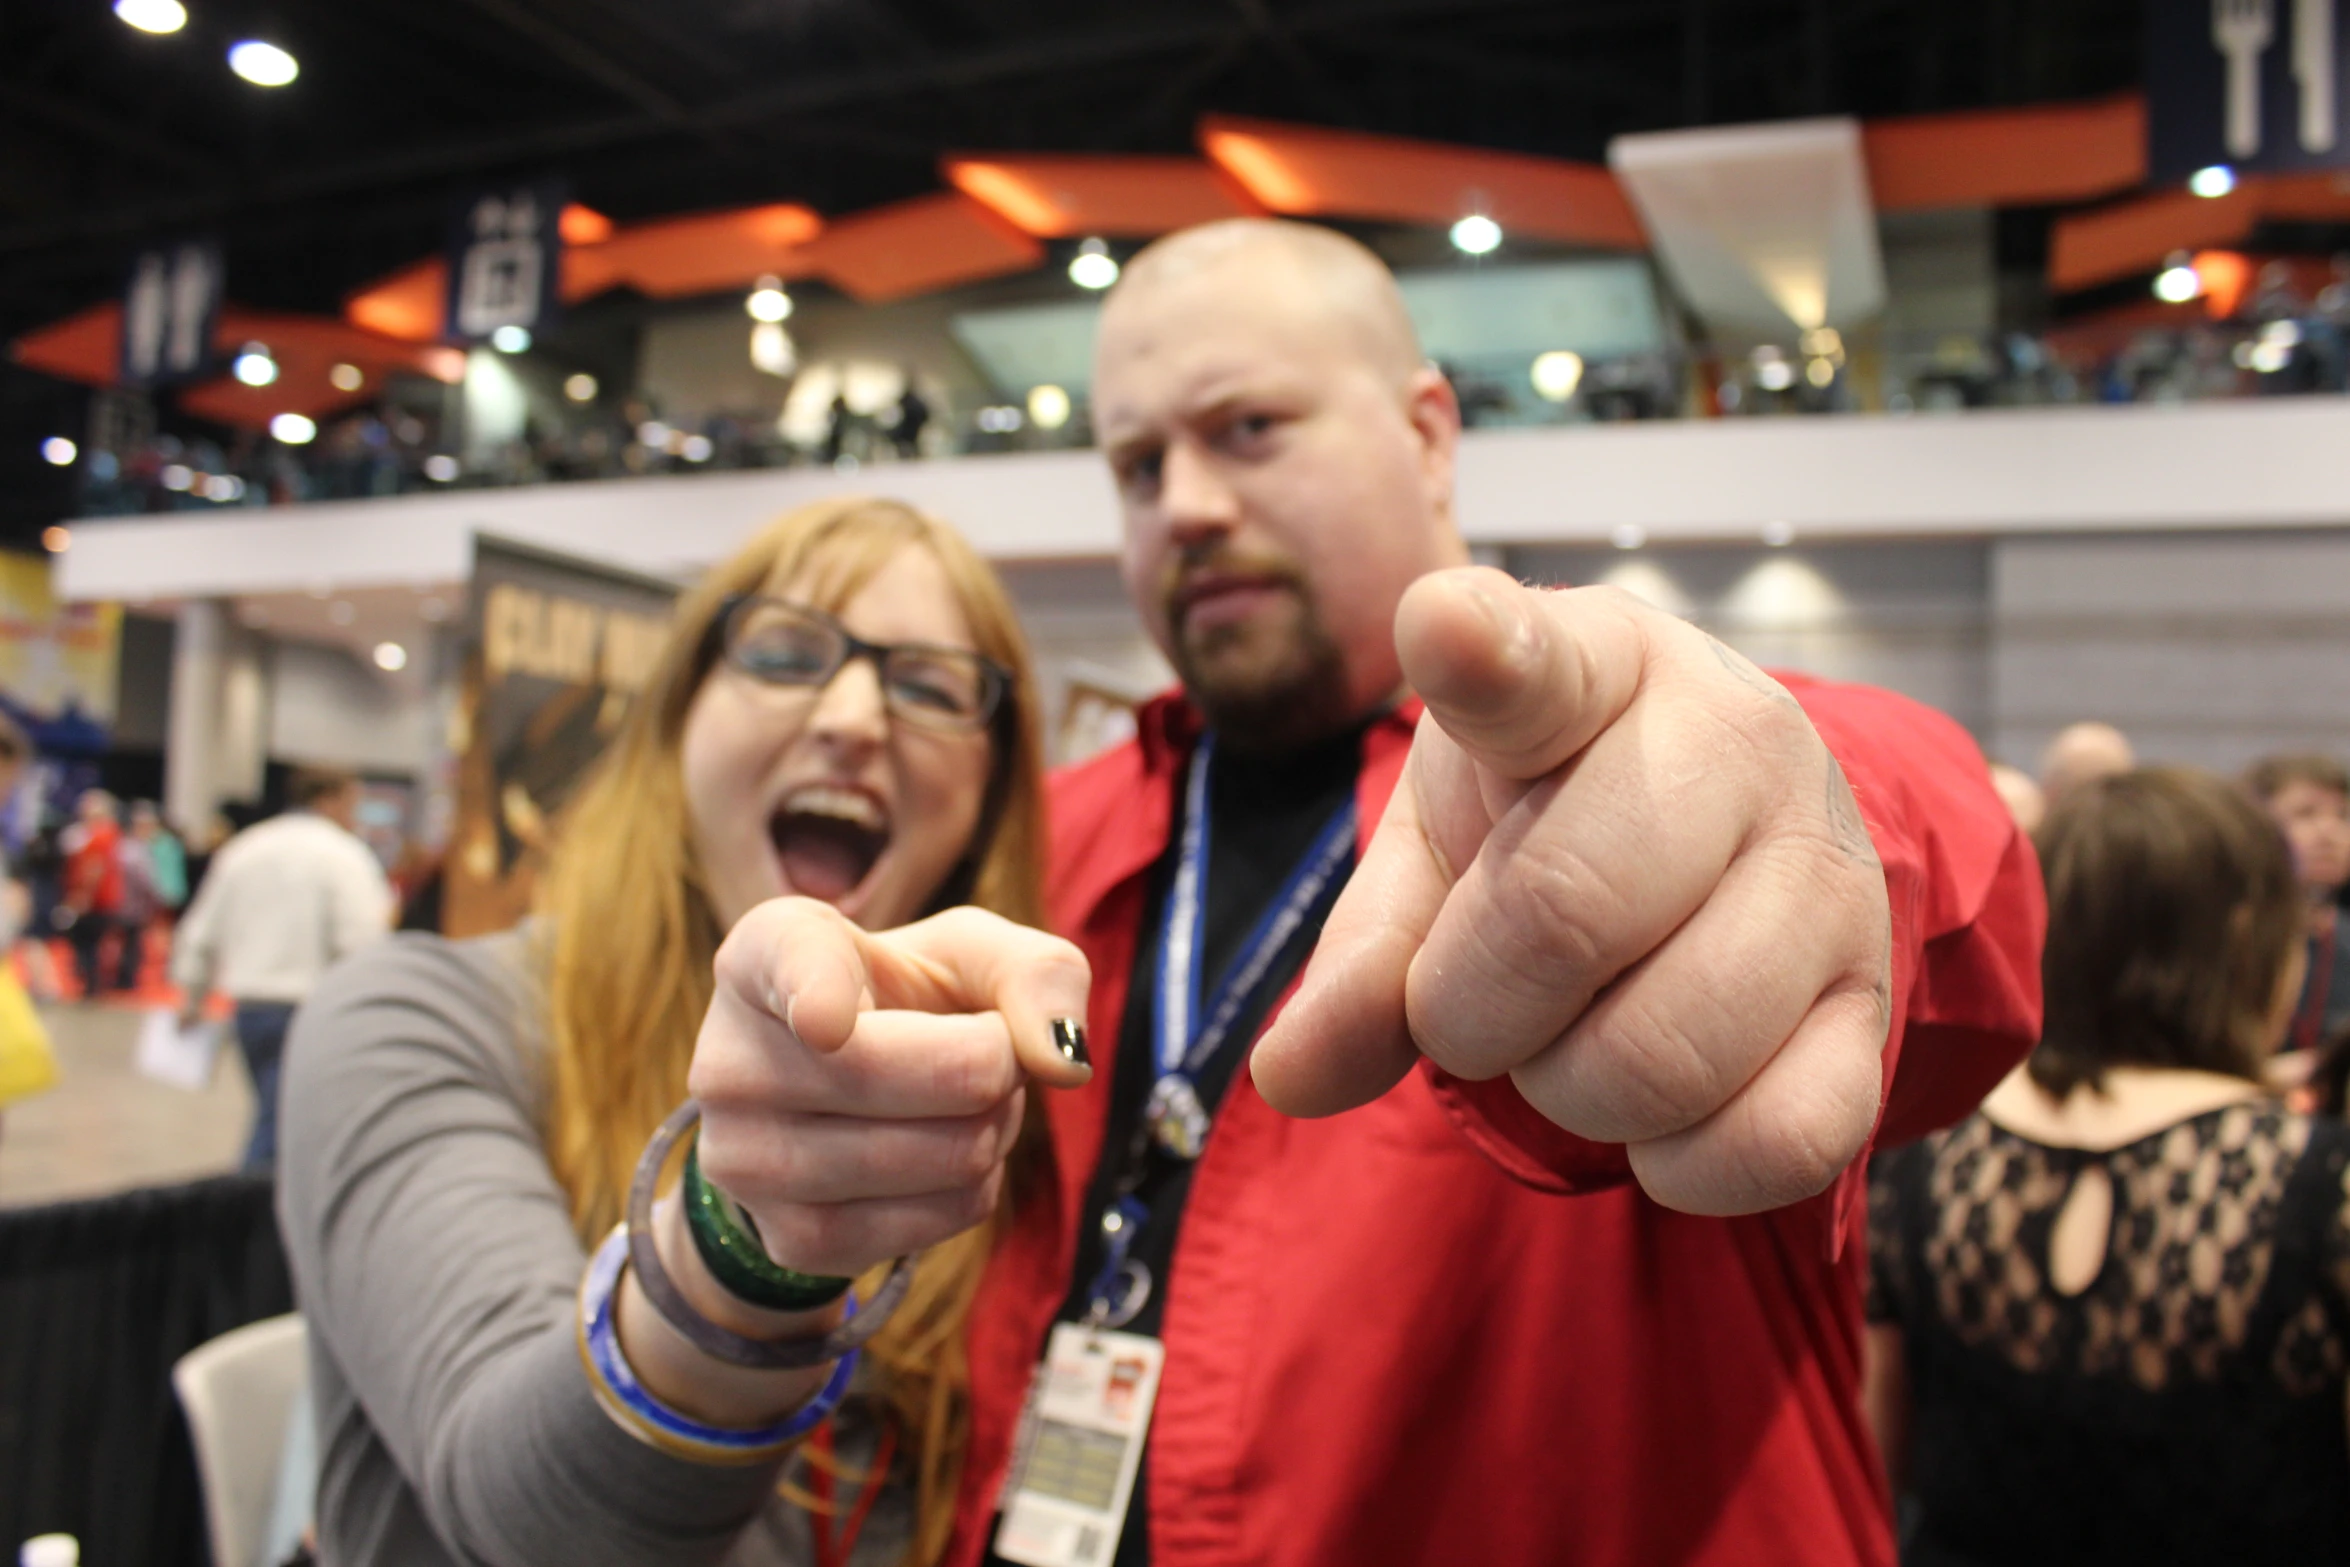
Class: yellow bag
0,967,59,1107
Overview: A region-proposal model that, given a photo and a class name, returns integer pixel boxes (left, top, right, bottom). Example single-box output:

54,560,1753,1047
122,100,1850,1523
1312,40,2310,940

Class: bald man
2039,721,2135,803
697,221,2044,1566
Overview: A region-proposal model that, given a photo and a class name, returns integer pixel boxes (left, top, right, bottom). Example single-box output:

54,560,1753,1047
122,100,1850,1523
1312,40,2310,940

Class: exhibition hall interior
5,1,2350,1564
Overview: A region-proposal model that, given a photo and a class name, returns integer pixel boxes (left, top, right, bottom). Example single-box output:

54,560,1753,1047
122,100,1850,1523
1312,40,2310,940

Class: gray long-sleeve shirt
279,931,911,1567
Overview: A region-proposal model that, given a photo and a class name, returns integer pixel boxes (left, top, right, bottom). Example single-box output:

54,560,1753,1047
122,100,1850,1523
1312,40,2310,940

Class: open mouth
769,784,890,904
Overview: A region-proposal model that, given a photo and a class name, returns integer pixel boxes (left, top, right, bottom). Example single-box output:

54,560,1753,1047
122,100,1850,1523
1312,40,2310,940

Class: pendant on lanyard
1143,734,1358,1164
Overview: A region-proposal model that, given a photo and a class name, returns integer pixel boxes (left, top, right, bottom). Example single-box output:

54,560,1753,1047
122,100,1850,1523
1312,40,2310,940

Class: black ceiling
4,0,2146,337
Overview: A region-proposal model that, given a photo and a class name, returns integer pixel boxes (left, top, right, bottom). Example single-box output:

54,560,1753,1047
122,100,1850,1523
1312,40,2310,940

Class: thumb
1250,749,1449,1116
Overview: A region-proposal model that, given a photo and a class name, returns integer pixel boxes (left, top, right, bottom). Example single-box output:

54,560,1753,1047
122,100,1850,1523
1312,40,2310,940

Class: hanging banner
444,180,565,345
443,536,677,937
2151,0,2350,181
0,554,121,740
118,238,223,389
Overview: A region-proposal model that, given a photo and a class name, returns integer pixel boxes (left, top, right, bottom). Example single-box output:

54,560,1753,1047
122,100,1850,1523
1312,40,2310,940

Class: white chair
172,1313,309,1567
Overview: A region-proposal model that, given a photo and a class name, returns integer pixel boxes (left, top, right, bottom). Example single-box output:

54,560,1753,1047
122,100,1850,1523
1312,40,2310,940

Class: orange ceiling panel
1863,95,2147,212
579,202,823,299
11,303,462,429
2254,169,2350,223
794,192,1045,303
945,155,1261,237
346,258,445,342
1198,115,1645,250
2048,186,2258,291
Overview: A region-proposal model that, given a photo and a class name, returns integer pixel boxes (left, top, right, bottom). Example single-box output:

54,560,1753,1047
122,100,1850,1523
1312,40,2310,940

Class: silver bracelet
625,1100,917,1369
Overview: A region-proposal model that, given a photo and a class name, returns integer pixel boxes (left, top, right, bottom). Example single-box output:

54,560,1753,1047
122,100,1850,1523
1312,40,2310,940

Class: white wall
267,638,437,777
1988,531,2350,776
1513,540,1992,734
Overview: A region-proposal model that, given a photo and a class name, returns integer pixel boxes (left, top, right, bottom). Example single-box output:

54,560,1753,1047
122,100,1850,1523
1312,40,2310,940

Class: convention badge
992,1324,1166,1567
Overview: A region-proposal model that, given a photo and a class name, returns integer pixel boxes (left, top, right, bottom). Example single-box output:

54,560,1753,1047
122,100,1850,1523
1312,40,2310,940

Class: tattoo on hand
1705,635,1802,710
1824,760,1879,867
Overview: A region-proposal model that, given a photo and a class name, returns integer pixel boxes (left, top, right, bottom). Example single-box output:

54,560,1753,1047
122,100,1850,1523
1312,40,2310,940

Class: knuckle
1487,844,1620,980
1565,998,1721,1138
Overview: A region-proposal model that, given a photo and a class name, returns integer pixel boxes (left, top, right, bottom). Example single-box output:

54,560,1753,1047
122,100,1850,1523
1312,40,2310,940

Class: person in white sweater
172,766,394,1170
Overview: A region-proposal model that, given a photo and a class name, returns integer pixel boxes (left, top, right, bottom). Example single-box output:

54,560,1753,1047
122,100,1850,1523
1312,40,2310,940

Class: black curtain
0,1176,293,1567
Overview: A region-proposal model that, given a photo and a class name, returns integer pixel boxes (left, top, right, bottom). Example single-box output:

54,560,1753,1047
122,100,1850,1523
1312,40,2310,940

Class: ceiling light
204,474,245,502
1755,358,1796,392
489,324,531,354
40,437,76,466
114,0,187,34
270,412,317,444
745,276,793,322
680,434,714,463
160,463,194,491
228,40,299,87
328,362,364,392
2189,165,2237,198
1068,238,1120,290
423,454,459,482
372,642,409,672
2154,262,2203,304
563,372,598,402
232,343,278,386
41,526,70,554
1610,522,1647,550
1529,350,1584,403
1804,357,1836,388
1762,519,1796,547
975,405,1024,434
1027,384,1072,430
1449,214,1502,256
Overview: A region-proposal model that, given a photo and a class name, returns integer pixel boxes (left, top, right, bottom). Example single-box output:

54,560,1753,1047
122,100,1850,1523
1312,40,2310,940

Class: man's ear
1403,365,1462,514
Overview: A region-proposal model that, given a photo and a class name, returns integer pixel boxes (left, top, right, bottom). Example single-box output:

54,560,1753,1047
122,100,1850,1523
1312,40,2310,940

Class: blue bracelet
575,1224,858,1466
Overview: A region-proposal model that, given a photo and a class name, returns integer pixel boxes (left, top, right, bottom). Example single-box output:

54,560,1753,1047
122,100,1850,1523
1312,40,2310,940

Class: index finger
1397,568,1649,783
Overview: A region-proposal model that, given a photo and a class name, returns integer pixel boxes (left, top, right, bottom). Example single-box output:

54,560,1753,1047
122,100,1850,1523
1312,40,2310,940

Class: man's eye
1120,452,1164,490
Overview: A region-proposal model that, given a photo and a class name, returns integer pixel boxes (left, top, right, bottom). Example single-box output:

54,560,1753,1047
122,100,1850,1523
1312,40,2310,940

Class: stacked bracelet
683,1140,851,1312
576,1224,856,1465
624,1100,918,1370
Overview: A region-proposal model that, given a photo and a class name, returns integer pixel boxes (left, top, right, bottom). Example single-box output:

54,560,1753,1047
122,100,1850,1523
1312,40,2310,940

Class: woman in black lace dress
1867,768,2350,1566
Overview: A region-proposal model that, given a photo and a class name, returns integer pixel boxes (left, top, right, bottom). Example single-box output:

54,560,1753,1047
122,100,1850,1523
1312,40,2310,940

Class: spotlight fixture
1068,238,1120,290
422,454,460,482
115,0,188,33
228,40,299,87
40,437,77,467
328,362,364,392
373,642,409,672
270,412,317,444
41,526,70,553
1449,214,1502,256
2189,165,2237,198
1529,350,1584,403
564,373,598,402
490,324,531,354
232,343,278,386
745,276,793,322
1027,384,1073,430
2154,262,2202,304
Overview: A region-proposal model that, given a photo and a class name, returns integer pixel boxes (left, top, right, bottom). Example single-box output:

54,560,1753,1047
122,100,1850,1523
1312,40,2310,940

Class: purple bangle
626,1100,917,1370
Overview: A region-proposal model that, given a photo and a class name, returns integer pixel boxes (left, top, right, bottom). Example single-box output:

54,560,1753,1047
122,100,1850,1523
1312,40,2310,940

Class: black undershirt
983,722,1366,1567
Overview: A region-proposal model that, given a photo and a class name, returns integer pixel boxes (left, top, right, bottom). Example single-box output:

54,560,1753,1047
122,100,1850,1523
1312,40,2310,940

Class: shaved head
1092,219,1465,752
1109,219,1428,391
2040,723,2136,802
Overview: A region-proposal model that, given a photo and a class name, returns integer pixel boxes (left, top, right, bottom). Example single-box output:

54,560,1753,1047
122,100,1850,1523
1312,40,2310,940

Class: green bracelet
680,1138,853,1312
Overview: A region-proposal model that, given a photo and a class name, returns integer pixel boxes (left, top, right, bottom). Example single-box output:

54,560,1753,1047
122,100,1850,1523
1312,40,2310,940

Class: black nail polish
1050,1017,1090,1068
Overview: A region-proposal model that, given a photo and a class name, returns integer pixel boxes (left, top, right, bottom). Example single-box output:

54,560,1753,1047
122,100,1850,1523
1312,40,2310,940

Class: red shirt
64,819,125,915
953,675,2044,1567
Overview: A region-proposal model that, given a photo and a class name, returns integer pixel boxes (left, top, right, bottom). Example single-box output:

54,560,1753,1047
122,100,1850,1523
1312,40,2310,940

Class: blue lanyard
1085,734,1356,1327
1144,733,1357,1159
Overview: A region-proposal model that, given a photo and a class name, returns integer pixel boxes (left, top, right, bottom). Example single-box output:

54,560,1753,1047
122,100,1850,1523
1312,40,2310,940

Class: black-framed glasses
714,594,1010,732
